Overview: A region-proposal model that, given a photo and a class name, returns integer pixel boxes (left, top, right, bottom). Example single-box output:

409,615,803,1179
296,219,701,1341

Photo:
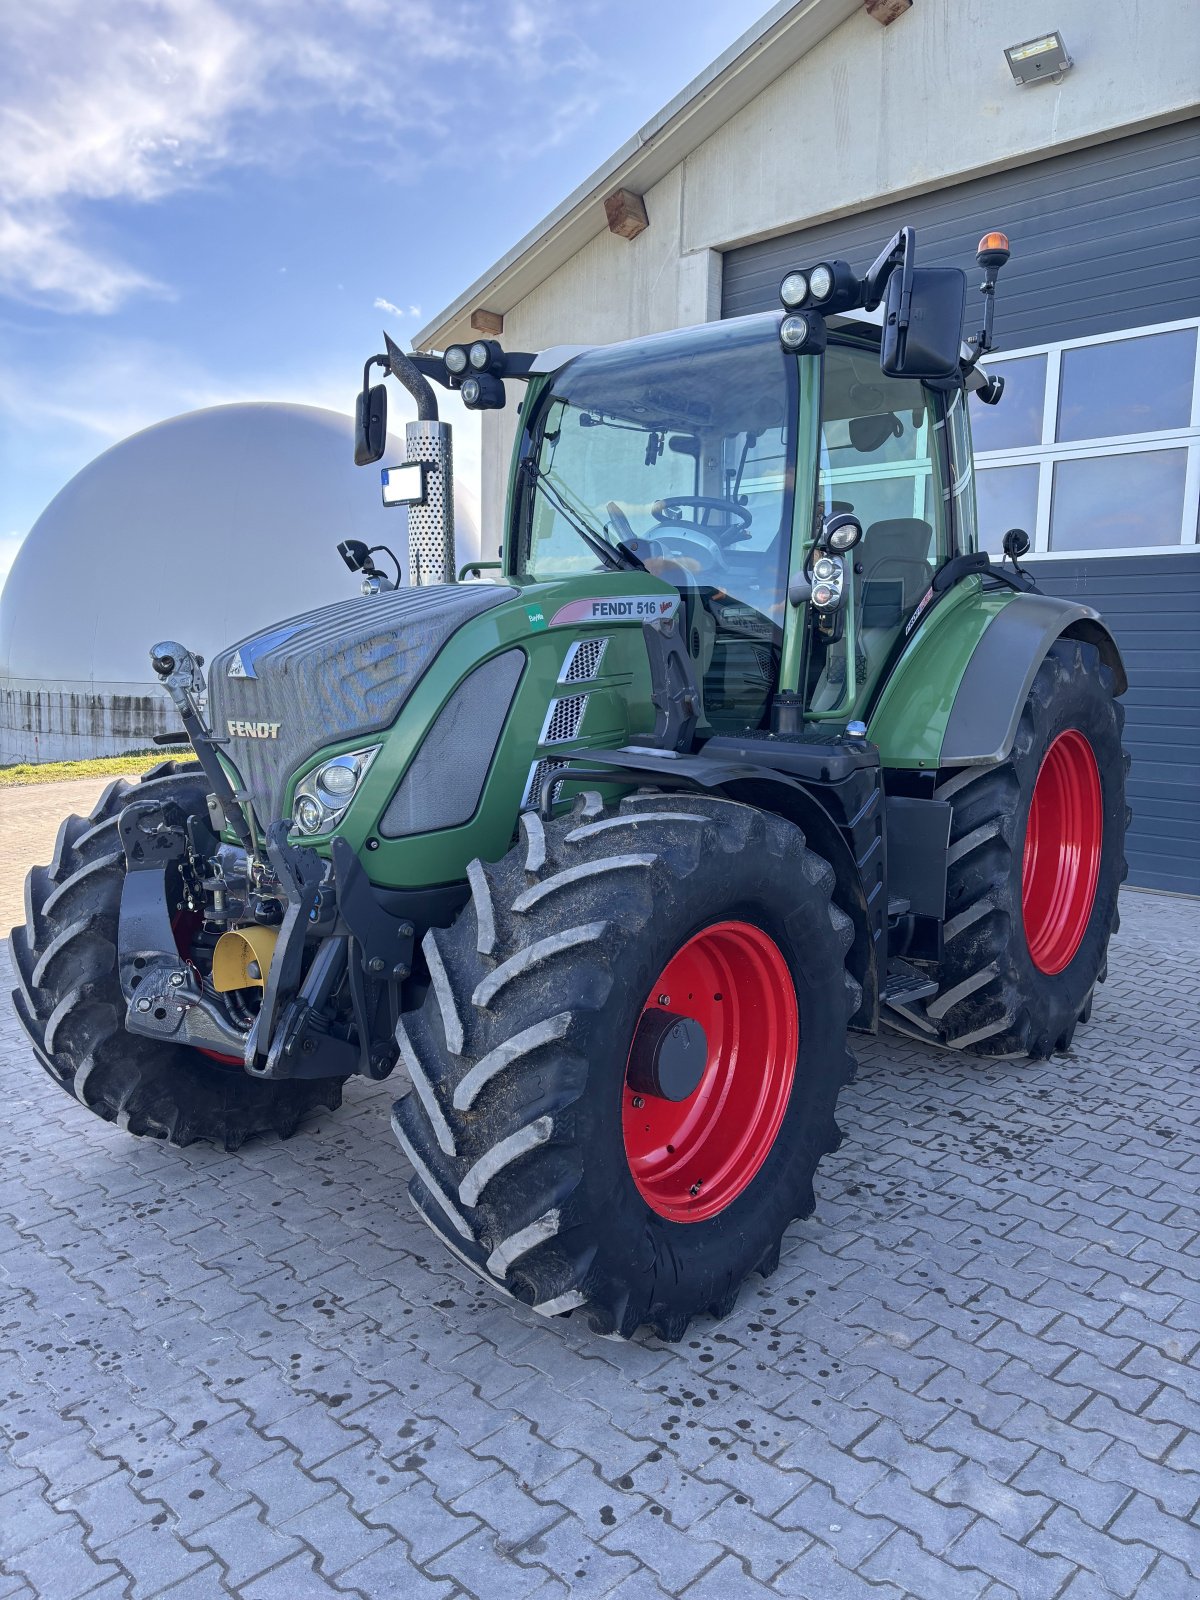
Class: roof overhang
414,0,862,351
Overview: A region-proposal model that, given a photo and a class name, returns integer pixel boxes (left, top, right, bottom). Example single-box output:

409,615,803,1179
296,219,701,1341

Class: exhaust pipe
385,333,456,585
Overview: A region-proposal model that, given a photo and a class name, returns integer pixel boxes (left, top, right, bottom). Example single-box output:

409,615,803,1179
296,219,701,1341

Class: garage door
722,121,1200,896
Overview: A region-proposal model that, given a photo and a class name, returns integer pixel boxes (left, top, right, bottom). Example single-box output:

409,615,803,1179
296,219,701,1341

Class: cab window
809,344,949,714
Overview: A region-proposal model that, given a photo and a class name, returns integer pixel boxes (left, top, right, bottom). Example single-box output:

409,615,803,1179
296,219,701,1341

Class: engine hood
208,583,509,824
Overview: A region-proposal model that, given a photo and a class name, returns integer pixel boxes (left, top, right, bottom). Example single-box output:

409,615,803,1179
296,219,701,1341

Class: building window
970,320,1200,559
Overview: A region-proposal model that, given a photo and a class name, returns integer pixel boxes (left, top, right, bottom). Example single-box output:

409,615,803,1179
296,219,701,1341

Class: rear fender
940,595,1127,766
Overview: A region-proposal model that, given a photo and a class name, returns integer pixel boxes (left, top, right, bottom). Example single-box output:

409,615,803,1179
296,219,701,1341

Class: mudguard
940,593,1127,766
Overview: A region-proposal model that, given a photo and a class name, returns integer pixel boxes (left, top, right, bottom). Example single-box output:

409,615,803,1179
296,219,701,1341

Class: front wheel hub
622,920,799,1224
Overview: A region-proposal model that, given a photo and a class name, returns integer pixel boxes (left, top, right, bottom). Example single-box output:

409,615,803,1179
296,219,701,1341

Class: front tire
8,762,343,1150
392,791,859,1341
914,638,1128,1058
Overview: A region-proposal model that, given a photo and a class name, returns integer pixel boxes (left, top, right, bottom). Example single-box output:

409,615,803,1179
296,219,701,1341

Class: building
0,403,478,765
416,0,1200,895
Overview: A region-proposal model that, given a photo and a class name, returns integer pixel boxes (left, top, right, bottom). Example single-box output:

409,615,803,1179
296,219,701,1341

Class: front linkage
118,645,414,1083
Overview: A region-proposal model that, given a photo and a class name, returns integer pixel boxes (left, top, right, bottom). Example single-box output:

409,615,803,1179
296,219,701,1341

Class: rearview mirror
354,382,388,466
880,267,966,381
381,462,427,507
1002,527,1031,560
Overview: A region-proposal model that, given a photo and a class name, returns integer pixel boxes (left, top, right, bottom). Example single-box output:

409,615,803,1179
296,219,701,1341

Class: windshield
517,314,798,731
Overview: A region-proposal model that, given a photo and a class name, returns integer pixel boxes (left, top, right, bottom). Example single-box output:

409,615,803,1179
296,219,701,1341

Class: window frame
971,316,1200,560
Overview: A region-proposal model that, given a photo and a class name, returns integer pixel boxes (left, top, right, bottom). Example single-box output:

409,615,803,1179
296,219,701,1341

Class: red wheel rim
621,921,799,1223
1022,729,1103,975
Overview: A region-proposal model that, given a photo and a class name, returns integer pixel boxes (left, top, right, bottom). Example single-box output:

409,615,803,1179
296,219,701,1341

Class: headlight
444,344,469,375
461,375,482,406
779,314,811,351
808,263,835,302
294,796,324,835
779,271,808,308
291,745,380,836
814,556,837,581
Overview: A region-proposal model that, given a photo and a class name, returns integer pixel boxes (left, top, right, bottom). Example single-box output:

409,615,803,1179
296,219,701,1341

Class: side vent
539,694,589,746
560,636,609,684
522,758,572,810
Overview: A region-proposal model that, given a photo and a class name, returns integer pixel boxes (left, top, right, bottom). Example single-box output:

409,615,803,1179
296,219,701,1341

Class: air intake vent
540,694,589,745
522,758,572,810
560,637,609,683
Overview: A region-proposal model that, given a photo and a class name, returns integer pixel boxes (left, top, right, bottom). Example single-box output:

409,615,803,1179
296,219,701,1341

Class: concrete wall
479,0,1200,542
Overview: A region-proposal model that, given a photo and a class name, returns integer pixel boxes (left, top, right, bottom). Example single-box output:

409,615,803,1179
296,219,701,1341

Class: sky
0,0,767,590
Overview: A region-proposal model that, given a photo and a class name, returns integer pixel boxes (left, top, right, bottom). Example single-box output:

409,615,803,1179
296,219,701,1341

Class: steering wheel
651,495,752,546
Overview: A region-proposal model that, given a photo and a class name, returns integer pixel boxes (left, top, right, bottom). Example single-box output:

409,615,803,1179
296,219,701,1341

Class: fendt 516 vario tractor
12,229,1129,1339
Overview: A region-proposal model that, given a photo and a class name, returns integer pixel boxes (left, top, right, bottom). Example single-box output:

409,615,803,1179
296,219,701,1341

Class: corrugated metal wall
1036,555,1200,897
722,121,1200,895
721,119,1200,347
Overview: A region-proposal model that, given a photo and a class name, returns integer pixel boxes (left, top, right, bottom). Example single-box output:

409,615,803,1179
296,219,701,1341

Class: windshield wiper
520,458,643,573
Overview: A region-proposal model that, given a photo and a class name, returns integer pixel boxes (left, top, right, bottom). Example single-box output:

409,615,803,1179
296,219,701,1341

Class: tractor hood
208,584,509,825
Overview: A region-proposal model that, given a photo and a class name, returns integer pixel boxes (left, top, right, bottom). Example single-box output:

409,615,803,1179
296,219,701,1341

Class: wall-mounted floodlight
1005,32,1072,86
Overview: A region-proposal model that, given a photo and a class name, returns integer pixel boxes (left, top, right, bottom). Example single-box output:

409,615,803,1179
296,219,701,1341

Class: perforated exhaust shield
406,420,455,586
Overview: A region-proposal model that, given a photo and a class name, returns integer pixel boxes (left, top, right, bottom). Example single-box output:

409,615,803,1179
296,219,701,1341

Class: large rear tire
392,791,859,1341
910,638,1128,1059
8,762,342,1150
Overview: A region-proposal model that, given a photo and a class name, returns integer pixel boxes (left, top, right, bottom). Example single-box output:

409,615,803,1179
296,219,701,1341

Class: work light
444,344,469,375
808,264,835,303
779,271,809,308
468,339,501,372
779,315,810,351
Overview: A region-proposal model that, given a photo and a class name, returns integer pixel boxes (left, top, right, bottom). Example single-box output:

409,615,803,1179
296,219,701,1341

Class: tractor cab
507,302,977,739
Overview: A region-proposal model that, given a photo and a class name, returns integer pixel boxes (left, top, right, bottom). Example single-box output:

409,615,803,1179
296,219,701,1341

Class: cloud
0,1,619,316
373,297,404,317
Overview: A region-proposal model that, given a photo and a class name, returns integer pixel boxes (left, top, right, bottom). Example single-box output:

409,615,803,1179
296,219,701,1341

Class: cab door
806,340,956,717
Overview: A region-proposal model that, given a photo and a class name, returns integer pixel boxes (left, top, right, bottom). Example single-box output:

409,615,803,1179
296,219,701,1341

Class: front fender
940,593,1127,766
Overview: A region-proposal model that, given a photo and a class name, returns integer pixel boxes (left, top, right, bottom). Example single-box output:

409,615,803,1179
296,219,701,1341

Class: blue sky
0,0,765,589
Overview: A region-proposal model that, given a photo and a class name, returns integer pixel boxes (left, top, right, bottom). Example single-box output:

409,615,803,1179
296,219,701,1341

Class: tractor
10,227,1128,1340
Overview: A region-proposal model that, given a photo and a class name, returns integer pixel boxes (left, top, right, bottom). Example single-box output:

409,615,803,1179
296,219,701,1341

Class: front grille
207,582,509,824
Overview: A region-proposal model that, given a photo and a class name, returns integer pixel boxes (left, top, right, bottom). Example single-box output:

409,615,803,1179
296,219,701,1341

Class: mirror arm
383,331,439,421
861,225,914,312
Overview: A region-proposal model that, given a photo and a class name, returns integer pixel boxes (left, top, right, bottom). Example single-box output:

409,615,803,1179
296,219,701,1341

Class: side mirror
354,382,388,466
880,267,966,381
1002,527,1031,561
337,539,371,573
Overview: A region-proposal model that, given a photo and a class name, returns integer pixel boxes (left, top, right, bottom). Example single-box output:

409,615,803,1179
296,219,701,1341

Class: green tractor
11,226,1128,1340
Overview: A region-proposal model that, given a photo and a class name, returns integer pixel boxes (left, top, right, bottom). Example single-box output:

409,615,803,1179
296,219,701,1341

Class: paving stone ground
2,780,1198,1598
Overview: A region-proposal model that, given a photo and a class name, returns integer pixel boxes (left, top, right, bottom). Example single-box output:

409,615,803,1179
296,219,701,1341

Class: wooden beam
603,187,649,241
864,0,911,24
470,308,504,336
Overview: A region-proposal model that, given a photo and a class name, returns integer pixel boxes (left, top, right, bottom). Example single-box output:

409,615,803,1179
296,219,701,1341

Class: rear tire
8,761,343,1150
913,638,1128,1058
392,791,859,1341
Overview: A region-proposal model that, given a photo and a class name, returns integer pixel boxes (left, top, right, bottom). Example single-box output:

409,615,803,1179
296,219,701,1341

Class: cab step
883,959,939,1006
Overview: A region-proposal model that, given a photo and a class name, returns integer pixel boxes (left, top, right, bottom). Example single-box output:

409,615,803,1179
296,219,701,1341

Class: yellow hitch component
211,925,279,992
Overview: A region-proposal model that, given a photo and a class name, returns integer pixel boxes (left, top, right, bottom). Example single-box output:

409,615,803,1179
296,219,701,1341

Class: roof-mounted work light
779,258,860,316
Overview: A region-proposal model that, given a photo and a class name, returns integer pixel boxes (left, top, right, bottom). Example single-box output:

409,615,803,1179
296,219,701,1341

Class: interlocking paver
1,812,1197,1600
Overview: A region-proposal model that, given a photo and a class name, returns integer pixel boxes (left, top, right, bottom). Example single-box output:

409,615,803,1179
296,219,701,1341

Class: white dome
0,402,480,762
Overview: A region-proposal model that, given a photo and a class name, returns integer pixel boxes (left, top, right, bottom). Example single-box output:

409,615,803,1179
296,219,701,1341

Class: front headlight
292,745,380,835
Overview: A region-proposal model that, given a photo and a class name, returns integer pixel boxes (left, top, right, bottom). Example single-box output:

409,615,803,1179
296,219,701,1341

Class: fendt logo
227,720,281,740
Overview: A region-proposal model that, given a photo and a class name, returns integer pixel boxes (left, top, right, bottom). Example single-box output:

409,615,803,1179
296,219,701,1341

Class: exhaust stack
404,418,455,585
